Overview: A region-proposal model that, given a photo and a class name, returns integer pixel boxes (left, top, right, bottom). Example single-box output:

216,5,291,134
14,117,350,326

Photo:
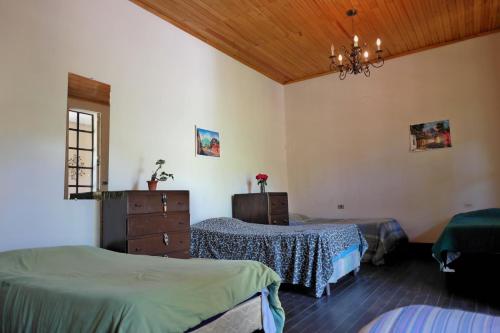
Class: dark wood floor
279,257,500,333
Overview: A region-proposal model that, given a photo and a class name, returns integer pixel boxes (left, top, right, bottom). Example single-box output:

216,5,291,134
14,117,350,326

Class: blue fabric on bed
190,217,367,298
363,305,500,333
332,244,359,261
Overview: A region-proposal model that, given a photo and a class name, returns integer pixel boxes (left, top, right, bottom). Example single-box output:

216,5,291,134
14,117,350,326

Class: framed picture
196,127,220,157
410,120,452,152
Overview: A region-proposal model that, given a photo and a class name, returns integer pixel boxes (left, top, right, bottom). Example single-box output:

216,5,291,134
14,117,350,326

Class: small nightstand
232,192,289,225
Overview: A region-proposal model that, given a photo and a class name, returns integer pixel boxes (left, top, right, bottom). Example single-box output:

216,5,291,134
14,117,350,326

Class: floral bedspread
191,218,367,297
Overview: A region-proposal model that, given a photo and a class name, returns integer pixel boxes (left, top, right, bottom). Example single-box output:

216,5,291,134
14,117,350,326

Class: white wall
285,33,500,242
0,0,288,251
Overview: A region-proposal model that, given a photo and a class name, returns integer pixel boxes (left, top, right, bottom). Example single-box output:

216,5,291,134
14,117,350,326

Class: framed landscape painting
410,120,452,152
196,127,220,157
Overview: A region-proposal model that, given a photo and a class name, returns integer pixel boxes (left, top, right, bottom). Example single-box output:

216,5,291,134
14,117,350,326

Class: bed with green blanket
0,246,284,333
432,208,500,270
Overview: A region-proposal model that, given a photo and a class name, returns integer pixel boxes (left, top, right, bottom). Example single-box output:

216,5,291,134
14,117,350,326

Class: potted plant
256,173,268,193
147,159,174,191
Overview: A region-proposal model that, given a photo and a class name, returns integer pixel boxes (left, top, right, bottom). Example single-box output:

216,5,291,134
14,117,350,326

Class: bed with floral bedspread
190,217,367,298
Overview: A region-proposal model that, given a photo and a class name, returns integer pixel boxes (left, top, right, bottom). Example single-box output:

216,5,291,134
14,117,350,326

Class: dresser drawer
269,194,288,214
127,212,189,237
128,231,190,256
166,192,190,212
127,191,189,215
270,214,289,226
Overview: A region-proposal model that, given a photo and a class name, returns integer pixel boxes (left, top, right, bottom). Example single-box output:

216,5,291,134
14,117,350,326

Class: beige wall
0,0,287,251
285,33,500,242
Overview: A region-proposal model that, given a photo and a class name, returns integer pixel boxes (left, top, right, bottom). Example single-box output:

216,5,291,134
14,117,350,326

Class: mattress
290,215,408,265
432,208,500,268
191,217,367,298
193,296,262,333
191,288,276,333
360,305,500,333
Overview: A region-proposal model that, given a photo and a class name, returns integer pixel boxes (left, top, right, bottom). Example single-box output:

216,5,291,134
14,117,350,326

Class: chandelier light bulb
338,54,343,64
376,38,382,50
353,35,359,47
364,50,369,60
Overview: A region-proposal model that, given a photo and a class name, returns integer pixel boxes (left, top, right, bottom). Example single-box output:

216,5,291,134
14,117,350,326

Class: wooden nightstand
232,192,289,225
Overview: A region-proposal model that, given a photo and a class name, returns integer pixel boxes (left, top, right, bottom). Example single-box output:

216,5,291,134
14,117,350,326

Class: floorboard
279,257,500,333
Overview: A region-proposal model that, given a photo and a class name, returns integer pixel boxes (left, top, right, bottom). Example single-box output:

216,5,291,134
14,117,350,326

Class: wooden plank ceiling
131,0,500,84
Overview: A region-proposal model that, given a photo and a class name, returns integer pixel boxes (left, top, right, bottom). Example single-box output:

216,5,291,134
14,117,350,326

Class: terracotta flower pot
147,180,158,191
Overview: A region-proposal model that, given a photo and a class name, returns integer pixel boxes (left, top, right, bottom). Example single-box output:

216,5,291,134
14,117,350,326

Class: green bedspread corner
0,245,285,333
432,208,500,265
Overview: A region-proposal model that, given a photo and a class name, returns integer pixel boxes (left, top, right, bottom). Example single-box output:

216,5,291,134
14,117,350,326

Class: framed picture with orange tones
410,120,452,152
195,126,220,157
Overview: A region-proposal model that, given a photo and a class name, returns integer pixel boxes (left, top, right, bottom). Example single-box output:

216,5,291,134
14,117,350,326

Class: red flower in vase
256,173,268,185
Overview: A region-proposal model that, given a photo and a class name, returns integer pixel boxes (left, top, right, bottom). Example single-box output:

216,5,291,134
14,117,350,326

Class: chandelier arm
344,63,354,74
371,50,384,68
371,58,384,68
339,45,348,54
363,65,371,77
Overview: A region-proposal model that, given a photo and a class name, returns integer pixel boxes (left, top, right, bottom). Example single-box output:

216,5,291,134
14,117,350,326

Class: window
67,110,99,197
65,73,110,199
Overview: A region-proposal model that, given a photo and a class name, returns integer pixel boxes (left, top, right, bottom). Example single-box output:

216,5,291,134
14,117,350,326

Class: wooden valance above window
68,73,110,106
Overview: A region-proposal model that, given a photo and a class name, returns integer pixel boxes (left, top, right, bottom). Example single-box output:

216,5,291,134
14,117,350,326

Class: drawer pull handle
161,193,168,214
163,233,169,246
134,248,141,252
134,203,142,208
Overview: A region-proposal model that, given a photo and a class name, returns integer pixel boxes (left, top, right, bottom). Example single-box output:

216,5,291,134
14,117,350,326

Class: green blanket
0,246,284,333
432,208,500,265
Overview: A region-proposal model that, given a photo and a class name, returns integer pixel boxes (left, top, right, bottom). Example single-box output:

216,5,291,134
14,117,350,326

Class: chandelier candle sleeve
331,44,334,56
376,38,381,50
354,35,359,47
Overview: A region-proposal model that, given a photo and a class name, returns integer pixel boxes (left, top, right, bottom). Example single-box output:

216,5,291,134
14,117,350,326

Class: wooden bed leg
325,283,331,297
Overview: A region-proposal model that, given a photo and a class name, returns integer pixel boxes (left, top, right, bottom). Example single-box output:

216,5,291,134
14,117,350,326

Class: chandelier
329,9,384,80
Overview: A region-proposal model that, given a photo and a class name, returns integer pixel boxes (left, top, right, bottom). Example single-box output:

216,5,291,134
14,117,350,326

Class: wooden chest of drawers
232,192,289,225
101,191,190,258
